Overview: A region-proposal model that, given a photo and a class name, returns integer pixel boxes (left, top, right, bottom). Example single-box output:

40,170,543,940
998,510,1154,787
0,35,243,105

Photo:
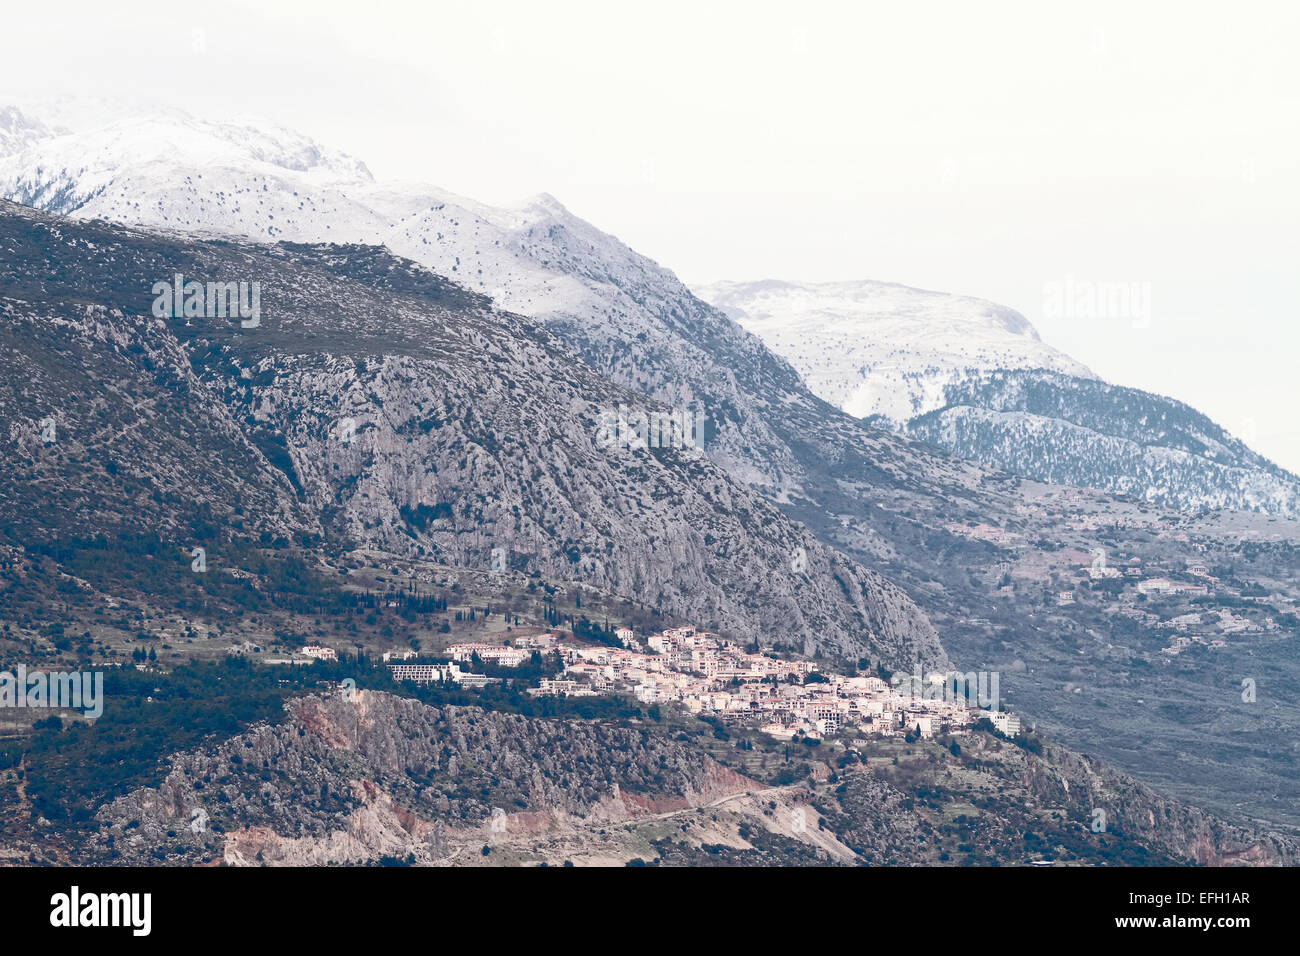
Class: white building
448,643,529,667
535,678,580,696
987,712,1021,737
389,662,461,684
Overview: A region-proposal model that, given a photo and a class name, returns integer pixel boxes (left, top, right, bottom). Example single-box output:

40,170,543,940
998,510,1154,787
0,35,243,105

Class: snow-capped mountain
0,108,373,217
693,279,1093,425
0,105,984,509
0,106,56,158
904,368,1300,516
0,106,724,367
692,278,1300,516
0,105,631,311
3,104,1295,519
8,105,1300,831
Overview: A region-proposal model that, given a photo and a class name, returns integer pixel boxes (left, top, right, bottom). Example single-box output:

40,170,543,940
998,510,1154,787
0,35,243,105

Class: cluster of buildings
1161,634,1227,656
446,642,532,668
944,522,1026,548
538,625,1017,740
384,633,567,687
374,623,1020,742
1055,552,1217,604
1136,577,1210,597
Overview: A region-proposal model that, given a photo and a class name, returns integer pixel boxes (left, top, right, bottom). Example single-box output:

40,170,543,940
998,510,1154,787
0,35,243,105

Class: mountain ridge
694,277,1299,517
0,198,945,668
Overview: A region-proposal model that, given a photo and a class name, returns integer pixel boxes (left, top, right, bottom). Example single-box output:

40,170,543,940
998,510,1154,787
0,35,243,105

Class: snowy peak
6,103,1296,521
703,278,1041,340
513,191,571,219
65,110,371,182
905,368,1300,517
0,106,55,158
693,278,1093,424
0,106,658,315
0,107,373,216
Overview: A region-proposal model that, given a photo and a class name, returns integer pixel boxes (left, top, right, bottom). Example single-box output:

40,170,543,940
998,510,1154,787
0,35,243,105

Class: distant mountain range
695,278,1093,423
6,104,1293,518
903,368,1300,516
695,279,1300,517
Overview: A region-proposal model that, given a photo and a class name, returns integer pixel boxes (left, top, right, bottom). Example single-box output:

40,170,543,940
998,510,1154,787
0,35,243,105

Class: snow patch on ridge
693,278,1094,426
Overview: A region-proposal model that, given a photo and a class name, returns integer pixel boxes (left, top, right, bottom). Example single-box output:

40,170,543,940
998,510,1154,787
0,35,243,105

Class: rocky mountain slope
0,105,1027,650
0,199,942,666
86,691,755,866
0,106,1007,527
903,369,1300,516
81,690,1300,867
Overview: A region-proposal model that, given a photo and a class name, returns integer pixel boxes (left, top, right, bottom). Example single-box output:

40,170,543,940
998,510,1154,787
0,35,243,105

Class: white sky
5,0,1299,471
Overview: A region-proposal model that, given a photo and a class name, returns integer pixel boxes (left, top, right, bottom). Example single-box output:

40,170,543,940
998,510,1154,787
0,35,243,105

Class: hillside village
387,625,1019,743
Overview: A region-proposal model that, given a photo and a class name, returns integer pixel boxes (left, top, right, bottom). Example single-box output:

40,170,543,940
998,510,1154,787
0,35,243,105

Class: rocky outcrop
86,691,758,865
1017,740,1300,866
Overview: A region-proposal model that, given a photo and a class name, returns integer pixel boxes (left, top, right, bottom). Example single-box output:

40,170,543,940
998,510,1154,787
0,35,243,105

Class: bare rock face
0,111,995,668
1012,741,1300,867
221,779,451,866
0,298,303,545
0,202,945,668
87,691,758,866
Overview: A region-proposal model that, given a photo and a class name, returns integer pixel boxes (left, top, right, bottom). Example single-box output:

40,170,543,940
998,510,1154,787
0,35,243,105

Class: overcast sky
5,0,1298,471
